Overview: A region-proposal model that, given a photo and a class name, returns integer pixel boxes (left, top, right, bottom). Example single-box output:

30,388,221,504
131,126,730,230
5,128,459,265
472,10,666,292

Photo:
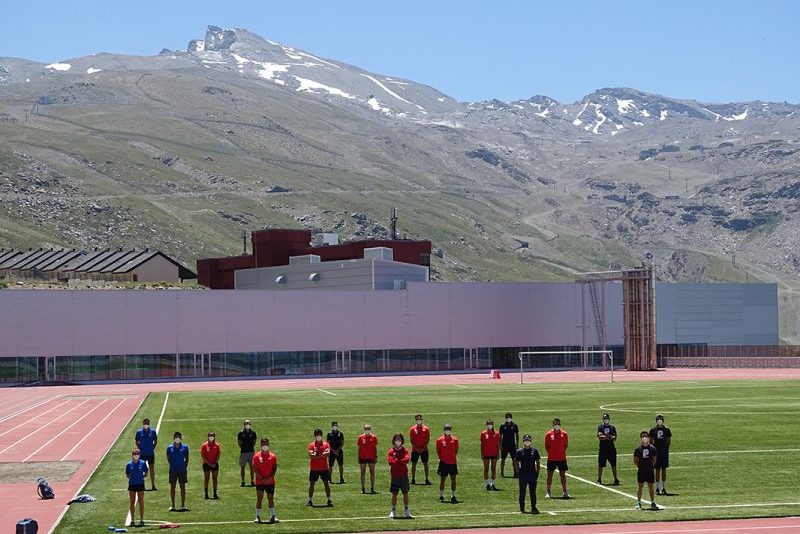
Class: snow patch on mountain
573,102,590,126
86,67,102,74
590,104,606,134
641,109,651,118
360,73,417,106
367,96,391,114
256,62,288,83
296,51,340,68
660,109,668,121
295,76,354,99
616,98,635,114
231,53,251,64
45,62,71,71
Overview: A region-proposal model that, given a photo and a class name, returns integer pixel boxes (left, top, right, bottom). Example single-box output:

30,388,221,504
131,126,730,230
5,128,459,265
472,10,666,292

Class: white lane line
0,399,91,455
316,388,336,396
22,399,108,462
0,394,62,424
0,391,52,414
60,398,127,461
147,501,800,525
0,398,74,437
453,385,468,389
565,470,659,507
47,393,147,534
127,392,170,528
570,447,800,460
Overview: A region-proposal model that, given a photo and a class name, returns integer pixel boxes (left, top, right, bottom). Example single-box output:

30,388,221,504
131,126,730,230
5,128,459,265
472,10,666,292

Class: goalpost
517,350,614,384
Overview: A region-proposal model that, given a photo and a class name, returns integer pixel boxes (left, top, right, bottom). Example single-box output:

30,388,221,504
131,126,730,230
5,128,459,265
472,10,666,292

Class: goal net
517,350,615,384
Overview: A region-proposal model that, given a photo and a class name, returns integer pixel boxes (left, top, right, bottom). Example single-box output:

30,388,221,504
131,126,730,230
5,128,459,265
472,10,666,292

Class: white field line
454,384,468,389
566,470,657,507
316,388,336,396
23,399,108,462
570,448,800,459
127,391,170,527
0,394,62,424
0,399,91,455
47,393,147,534
61,398,127,461
147,500,800,526
0,398,73,437
0,391,53,414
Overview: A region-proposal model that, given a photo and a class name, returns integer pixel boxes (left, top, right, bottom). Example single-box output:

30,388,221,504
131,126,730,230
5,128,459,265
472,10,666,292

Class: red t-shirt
544,429,569,461
480,429,501,457
387,446,410,477
436,434,459,464
357,433,378,460
308,440,330,471
200,441,220,464
252,450,277,485
409,424,430,451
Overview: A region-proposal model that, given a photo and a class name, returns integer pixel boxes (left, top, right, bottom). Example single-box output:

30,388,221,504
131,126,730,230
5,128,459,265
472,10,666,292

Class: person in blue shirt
126,448,148,527
135,418,158,491
166,431,190,512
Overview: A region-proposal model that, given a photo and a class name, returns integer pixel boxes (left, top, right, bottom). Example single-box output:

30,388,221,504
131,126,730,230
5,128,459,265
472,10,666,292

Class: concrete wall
130,255,180,283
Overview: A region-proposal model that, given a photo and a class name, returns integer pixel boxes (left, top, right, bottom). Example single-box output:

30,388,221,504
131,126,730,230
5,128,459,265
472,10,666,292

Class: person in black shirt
499,412,519,478
327,421,345,484
238,419,257,487
596,412,620,486
633,431,658,510
649,413,672,495
514,433,540,514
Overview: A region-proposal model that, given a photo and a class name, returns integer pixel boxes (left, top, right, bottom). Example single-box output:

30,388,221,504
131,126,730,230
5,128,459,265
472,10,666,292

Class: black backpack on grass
16,517,38,534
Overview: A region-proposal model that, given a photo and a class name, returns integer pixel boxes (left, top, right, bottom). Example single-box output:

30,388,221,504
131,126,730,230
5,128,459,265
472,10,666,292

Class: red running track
0,367,798,534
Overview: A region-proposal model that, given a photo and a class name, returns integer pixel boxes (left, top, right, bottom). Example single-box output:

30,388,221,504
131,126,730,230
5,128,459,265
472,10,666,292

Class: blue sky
2,0,798,104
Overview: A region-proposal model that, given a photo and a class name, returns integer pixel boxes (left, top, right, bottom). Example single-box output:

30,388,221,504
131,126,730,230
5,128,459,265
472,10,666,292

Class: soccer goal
517,350,614,384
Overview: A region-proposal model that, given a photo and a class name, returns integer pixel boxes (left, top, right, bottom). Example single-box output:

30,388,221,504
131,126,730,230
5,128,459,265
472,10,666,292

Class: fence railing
658,345,800,368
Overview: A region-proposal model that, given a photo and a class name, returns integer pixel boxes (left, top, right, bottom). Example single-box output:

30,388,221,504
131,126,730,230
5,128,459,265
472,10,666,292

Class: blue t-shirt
167,443,189,472
135,428,157,455
126,459,148,485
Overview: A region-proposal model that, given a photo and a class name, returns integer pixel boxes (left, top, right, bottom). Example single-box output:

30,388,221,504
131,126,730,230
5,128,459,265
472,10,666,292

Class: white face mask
143,425,150,431
315,435,323,442
261,445,269,452
553,425,560,431
416,420,423,425
132,454,140,461
245,424,251,430
364,430,372,435
656,420,664,426
208,436,215,442
332,426,338,432
505,418,512,423
523,440,531,447
394,440,402,447
603,419,610,425
642,437,650,446
444,430,451,436
487,425,493,430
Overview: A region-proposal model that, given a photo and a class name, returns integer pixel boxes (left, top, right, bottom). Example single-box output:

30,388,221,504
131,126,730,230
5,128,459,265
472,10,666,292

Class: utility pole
242,229,247,255
390,207,398,240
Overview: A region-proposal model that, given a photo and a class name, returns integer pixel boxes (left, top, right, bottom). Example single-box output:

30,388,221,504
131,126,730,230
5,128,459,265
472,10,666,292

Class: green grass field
54,379,800,533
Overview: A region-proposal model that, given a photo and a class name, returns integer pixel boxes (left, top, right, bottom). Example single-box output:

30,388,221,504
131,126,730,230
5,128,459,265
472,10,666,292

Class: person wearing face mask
480,419,501,490
327,421,345,485
633,431,659,510
435,423,459,503
596,413,620,486
544,418,570,499
499,412,519,478
387,433,413,519
409,414,431,485
201,431,221,500
135,418,157,491
126,448,147,527
357,424,378,494
515,434,540,514
649,414,672,495
307,428,332,506
238,419,257,487
166,431,189,512
253,438,278,523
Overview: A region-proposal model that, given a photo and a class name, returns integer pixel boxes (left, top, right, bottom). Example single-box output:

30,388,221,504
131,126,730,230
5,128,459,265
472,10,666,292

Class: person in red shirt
435,423,459,503
480,420,501,490
200,431,221,500
356,423,378,494
252,437,278,523
409,414,431,485
544,417,571,499
307,428,332,506
387,433,413,519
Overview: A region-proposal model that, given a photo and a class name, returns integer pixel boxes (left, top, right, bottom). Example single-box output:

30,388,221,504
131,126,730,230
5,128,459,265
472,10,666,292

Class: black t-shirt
515,446,540,477
327,430,344,450
499,422,519,448
648,425,672,450
597,423,617,450
634,444,657,473
238,428,257,453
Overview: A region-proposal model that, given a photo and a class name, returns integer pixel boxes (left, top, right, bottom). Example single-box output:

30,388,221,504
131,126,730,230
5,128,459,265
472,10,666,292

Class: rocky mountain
0,25,799,340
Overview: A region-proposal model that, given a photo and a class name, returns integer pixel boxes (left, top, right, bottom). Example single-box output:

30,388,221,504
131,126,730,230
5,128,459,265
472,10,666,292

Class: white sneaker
544,492,551,499
388,510,395,519
404,509,414,519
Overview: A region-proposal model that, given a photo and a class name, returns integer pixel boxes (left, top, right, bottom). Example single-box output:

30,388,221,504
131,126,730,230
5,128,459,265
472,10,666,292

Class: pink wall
0,282,623,357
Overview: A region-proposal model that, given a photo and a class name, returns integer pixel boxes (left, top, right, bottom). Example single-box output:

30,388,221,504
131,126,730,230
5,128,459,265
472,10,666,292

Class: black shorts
358,457,376,465
547,460,568,472
598,448,617,467
437,461,458,477
654,449,669,469
482,455,498,461
256,484,275,494
328,449,343,466
128,483,146,492
501,445,516,459
638,469,655,484
141,454,155,464
169,470,187,484
411,450,429,463
390,475,410,494
202,463,219,472
309,469,331,482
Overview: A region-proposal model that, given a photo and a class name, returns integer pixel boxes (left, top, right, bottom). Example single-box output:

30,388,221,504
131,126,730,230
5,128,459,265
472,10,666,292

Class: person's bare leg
597,465,603,482
423,461,429,482
169,483,176,508
369,463,375,492
559,470,567,495
360,463,366,491
240,464,246,484
648,481,655,501
179,482,186,508
129,491,136,519
203,470,210,496
483,458,489,483
323,480,331,499
137,491,144,522
211,469,218,495
149,461,156,488
256,489,264,520
546,470,553,495
490,458,497,481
